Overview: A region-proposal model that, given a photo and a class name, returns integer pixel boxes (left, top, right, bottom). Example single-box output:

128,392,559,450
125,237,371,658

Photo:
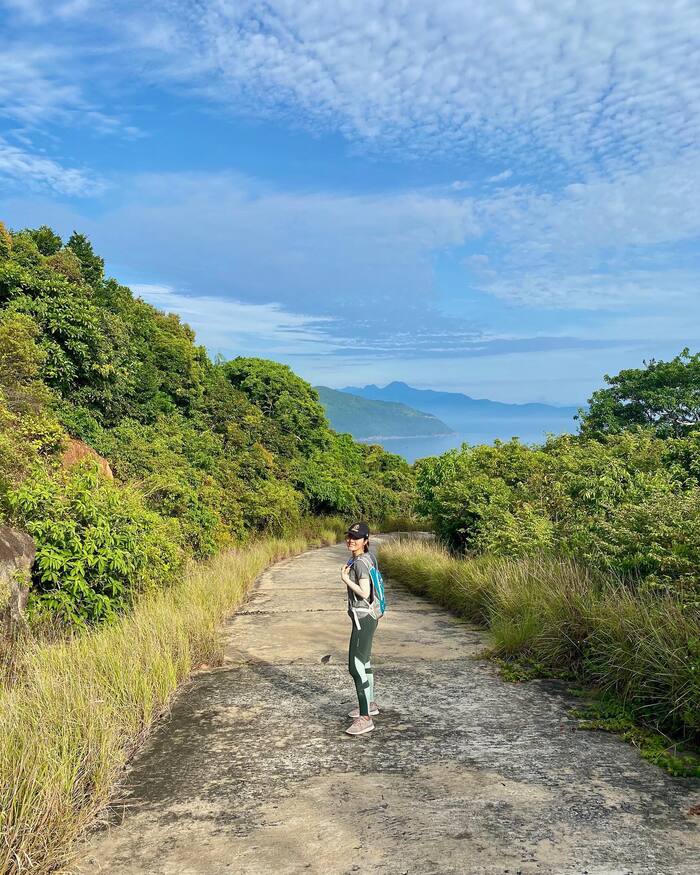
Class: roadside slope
80,539,699,875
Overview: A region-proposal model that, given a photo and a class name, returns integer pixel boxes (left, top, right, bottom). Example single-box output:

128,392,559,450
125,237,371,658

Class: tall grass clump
585,588,700,736
378,541,700,748
0,525,342,875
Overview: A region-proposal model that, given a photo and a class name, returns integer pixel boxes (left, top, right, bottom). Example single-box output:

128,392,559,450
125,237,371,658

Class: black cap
345,521,369,539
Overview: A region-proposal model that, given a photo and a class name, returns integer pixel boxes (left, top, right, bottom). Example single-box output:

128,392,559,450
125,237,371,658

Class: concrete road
80,538,699,874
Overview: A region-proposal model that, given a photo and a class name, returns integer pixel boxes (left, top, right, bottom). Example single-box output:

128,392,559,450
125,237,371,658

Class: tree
0,311,51,414
67,231,104,287
579,349,700,438
223,358,331,456
0,221,11,260
28,225,63,256
44,249,83,283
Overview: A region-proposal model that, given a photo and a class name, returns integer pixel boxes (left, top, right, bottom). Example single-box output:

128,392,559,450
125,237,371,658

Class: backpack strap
353,554,375,604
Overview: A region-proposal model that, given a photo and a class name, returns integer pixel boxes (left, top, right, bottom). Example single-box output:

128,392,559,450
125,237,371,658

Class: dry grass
378,540,699,743
0,525,342,875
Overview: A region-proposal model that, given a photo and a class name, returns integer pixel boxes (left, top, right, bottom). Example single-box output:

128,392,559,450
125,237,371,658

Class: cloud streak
0,137,102,195
131,282,335,356
476,268,700,311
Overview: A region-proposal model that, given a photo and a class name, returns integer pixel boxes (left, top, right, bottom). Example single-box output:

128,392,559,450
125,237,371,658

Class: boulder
61,438,113,480
0,527,36,636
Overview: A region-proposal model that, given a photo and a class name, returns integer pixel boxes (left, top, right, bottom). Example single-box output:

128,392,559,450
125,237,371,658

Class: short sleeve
352,556,371,584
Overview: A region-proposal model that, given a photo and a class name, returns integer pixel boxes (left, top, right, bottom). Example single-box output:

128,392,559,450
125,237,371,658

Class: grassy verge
378,540,700,777
0,520,344,875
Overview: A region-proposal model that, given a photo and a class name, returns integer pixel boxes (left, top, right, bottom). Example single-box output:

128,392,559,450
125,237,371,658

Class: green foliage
417,425,700,602
0,220,415,626
44,248,84,283
580,348,700,438
223,357,330,457
0,310,52,414
0,222,11,260
0,394,63,511
94,413,239,556
0,311,63,502
8,465,183,626
8,231,41,267
66,231,105,287
415,439,553,556
27,225,63,256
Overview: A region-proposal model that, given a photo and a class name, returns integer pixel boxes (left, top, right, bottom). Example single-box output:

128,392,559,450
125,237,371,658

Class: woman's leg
348,616,378,717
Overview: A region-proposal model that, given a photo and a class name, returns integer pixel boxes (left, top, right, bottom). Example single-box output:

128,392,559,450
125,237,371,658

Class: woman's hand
340,563,352,585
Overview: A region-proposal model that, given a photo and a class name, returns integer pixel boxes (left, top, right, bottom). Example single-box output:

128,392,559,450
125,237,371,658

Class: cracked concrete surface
80,537,699,874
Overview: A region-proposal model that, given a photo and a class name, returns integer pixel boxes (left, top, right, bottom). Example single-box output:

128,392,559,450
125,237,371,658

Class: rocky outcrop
0,527,36,636
61,438,113,480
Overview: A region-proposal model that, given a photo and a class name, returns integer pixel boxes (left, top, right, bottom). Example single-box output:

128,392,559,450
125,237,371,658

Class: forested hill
0,221,415,625
343,381,579,428
315,386,453,439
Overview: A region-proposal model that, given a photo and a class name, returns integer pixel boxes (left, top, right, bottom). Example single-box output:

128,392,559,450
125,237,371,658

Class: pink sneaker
345,716,375,736
347,702,379,718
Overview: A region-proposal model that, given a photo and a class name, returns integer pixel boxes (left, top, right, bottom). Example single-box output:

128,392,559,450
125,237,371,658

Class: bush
9,465,184,626
417,430,700,602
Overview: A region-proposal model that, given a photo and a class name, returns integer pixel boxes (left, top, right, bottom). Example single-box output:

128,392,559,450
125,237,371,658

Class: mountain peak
338,381,579,424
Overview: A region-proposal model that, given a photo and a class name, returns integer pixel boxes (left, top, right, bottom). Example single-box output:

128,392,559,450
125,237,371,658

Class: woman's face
346,535,366,553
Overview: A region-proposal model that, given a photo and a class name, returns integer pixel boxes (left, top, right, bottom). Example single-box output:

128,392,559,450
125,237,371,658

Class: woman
341,521,380,736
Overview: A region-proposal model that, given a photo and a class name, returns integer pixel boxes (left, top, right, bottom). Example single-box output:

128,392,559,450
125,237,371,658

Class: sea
359,416,578,463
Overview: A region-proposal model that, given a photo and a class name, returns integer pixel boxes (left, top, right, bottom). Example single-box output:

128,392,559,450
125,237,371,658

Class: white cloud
479,268,700,311
480,156,700,254
0,46,83,127
1,0,94,24
487,170,512,183
91,171,479,314
0,137,102,195
130,282,336,356
464,152,700,310
118,0,700,174
0,42,135,134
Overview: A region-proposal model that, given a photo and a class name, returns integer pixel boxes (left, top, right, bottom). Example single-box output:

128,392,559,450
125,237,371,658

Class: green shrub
9,465,184,626
417,429,700,602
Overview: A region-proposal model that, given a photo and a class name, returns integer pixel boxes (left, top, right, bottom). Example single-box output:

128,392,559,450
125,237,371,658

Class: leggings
348,614,378,717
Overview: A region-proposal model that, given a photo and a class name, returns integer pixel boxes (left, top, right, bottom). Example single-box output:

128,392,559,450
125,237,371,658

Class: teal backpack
353,553,386,620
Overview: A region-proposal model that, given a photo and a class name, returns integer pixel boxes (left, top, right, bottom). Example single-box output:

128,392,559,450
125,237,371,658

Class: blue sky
1,0,699,404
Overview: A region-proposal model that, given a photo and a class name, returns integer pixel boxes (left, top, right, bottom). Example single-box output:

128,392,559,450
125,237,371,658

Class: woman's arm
341,564,371,600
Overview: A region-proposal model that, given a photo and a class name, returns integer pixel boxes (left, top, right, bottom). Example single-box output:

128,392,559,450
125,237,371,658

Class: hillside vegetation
0,221,415,627
415,352,700,608
0,221,418,873
315,385,453,438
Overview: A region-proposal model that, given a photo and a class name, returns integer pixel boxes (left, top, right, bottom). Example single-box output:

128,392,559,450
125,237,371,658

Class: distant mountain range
341,382,579,431
315,386,453,439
